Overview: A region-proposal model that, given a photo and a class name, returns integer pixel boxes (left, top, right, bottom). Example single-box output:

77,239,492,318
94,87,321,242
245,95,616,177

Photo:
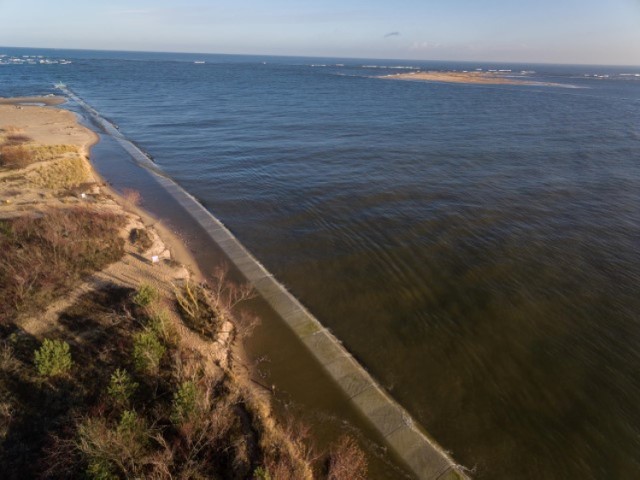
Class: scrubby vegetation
174,268,254,341
0,281,368,479
129,227,153,253
0,208,126,323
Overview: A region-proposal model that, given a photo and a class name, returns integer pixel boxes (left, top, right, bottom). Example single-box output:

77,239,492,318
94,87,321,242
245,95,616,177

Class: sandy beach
0,97,200,279
0,95,65,106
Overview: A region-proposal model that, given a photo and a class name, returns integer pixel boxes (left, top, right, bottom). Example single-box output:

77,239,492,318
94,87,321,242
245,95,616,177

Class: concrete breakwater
57,85,468,480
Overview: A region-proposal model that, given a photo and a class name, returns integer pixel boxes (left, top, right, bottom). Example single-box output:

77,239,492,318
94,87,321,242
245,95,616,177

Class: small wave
0,54,72,66
584,74,614,79
361,65,419,70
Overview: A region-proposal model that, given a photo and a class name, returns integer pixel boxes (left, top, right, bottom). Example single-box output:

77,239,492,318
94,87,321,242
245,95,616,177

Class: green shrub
171,380,198,424
87,458,118,480
118,410,145,438
34,339,72,377
132,330,165,374
107,369,138,406
133,284,158,308
148,308,175,345
253,466,272,480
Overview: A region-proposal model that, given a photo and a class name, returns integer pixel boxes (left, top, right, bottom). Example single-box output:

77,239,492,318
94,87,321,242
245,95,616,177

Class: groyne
57,85,468,480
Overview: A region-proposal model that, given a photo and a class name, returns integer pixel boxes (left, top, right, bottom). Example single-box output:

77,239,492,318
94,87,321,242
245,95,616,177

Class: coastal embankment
57,86,470,480
0,97,371,479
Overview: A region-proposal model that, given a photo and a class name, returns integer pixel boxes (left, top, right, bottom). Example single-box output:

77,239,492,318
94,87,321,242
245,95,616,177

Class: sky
1,0,639,65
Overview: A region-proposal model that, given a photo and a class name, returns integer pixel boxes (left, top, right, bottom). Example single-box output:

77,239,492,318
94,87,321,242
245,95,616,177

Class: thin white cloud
409,41,442,51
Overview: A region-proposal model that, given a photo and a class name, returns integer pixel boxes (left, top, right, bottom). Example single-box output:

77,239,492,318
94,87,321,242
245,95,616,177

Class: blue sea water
2,47,640,479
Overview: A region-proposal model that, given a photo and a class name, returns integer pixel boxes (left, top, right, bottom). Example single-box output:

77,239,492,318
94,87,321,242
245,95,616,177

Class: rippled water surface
2,47,640,478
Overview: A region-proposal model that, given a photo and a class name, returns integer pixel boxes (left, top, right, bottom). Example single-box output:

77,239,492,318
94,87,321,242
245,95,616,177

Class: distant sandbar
382,71,567,87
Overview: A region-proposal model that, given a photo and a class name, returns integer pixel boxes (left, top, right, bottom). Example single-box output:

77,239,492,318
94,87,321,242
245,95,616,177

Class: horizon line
1,44,639,69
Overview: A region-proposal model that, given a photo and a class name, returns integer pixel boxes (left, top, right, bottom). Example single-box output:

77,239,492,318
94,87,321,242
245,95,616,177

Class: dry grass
0,145,32,169
0,341,20,374
27,155,90,189
0,144,80,170
26,144,79,161
327,436,368,480
260,420,317,480
0,207,126,323
0,401,12,439
122,188,142,206
76,412,157,478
